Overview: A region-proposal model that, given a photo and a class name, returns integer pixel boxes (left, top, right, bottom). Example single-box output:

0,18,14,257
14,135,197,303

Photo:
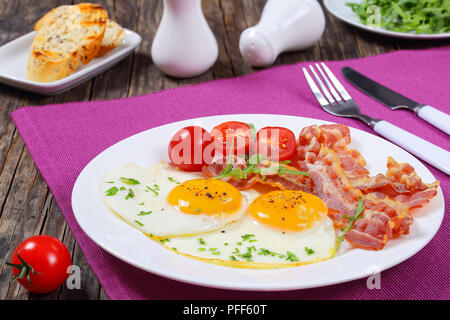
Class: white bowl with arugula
324,0,450,39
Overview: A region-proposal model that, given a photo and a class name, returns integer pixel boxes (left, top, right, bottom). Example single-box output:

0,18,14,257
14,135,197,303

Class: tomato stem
5,250,41,285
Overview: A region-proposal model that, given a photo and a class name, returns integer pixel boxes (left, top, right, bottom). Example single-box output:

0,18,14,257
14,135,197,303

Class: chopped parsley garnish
198,238,206,246
105,187,118,196
120,177,141,185
168,177,181,184
209,248,221,255
229,255,237,261
285,251,299,262
160,238,170,243
236,246,256,261
134,220,144,227
198,248,206,252
106,181,114,184
241,234,256,241
305,247,315,255
138,211,152,216
172,247,177,251
333,196,365,257
120,187,126,191
139,201,145,205
125,188,135,200
258,248,280,257
238,253,252,261
146,186,159,196
258,248,274,256
195,208,202,213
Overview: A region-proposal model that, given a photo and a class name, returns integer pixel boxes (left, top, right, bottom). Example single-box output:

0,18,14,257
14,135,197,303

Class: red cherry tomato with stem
252,126,297,162
168,126,215,172
6,235,72,294
211,121,253,158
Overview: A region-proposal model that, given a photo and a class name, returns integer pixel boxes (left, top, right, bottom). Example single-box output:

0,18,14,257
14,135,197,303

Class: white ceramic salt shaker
240,0,326,67
151,0,219,78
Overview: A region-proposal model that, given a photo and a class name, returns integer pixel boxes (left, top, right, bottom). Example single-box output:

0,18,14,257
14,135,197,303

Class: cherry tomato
252,126,297,161
6,235,72,294
211,121,252,157
168,126,215,172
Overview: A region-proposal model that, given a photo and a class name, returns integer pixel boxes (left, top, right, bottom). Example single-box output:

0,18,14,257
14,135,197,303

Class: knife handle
418,106,450,135
373,120,450,175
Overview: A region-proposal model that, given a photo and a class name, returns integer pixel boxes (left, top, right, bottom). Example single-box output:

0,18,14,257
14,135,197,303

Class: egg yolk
167,179,243,215
248,190,327,232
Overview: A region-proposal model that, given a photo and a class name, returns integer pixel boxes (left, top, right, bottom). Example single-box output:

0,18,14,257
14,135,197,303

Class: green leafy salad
347,0,450,34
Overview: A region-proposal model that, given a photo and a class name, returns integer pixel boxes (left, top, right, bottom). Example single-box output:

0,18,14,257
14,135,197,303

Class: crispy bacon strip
297,125,363,223
351,157,439,208
345,194,411,250
297,124,438,250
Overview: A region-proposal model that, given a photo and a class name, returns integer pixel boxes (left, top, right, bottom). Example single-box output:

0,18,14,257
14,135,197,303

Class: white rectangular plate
0,29,142,95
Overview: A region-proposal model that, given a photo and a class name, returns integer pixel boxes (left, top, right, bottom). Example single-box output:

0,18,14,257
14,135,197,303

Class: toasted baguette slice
36,7,125,58
97,20,126,56
26,3,108,82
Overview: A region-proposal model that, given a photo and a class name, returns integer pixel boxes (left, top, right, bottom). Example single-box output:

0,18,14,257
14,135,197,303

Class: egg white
101,162,252,237
162,211,337,268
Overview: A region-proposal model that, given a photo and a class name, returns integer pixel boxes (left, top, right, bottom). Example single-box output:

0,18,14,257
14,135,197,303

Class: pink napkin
11,47,450,300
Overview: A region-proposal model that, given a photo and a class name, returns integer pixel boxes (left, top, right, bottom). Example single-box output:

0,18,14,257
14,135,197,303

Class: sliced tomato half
252,126,297,162
211,121,253,157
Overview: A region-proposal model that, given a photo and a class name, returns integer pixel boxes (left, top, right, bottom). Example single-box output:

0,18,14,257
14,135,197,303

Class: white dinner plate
0,29,142,95
72,114,444,291
324,0,450,40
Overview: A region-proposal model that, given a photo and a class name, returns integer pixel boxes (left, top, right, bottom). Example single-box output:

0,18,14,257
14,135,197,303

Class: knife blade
342,67,422,111
342,66,450,135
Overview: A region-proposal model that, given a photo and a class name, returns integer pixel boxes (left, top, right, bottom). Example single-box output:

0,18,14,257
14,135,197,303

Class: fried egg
163,190,337,268
101,162,252,237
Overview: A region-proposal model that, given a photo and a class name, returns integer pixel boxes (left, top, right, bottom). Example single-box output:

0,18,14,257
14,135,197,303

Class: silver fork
303,63,450,175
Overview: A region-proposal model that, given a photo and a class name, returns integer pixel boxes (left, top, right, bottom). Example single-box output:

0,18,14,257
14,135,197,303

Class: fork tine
320,63,352,101
308,65,336,104
302,67,330,107
315,63,342,102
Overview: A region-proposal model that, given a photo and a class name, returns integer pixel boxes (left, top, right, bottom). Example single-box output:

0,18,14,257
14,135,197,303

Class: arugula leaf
332,197,366,257
347,0,450,34
213,152,309,180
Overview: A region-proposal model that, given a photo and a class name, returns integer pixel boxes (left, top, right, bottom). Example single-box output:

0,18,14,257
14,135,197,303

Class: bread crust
97,20,126,56
26,3,108,82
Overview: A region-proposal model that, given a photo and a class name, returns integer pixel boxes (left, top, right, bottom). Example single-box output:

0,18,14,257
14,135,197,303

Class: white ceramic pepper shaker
151,0,219,78
240,0,326,67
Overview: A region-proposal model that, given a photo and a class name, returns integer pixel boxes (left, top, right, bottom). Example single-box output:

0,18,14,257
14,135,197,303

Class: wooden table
0,0,448,300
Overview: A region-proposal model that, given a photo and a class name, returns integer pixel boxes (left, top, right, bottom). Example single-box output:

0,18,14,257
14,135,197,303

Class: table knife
342,67,450,135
